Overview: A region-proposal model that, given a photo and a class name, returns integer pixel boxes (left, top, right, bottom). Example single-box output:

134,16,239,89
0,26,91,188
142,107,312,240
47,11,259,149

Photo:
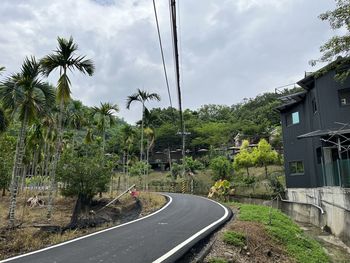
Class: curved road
1,193,231,263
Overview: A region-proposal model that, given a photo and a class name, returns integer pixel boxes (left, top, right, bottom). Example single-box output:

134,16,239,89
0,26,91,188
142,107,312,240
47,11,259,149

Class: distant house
277,60,350,189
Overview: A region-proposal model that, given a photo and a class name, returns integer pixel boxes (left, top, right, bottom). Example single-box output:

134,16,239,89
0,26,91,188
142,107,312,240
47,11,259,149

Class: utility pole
170,0,186,179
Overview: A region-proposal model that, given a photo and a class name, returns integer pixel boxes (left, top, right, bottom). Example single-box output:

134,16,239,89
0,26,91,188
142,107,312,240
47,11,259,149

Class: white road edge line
152,196,229,263
0,194,173,263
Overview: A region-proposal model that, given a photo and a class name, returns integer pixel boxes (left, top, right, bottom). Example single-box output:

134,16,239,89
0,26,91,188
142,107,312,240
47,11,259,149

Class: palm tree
0,56,55,227
144,127,155,190
126,89,160,161
40,36,95,220
92,102,119,154
120,124,137,189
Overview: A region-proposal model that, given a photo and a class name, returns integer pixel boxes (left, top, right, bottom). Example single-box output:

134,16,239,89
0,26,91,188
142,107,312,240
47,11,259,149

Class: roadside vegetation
205,203,329,263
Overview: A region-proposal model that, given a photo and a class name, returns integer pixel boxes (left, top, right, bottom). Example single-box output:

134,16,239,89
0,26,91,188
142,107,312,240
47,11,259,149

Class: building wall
315,71,350,130
286,187,350,246
281,70,350,189
281,101,318,187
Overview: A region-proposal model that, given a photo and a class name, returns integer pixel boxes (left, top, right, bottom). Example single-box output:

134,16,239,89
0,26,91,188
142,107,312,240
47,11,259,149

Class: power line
152,0,173,109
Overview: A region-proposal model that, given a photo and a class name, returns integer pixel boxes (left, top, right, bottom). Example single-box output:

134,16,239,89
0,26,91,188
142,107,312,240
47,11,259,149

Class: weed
222,230,246,247
230,202,329,263
207,257,228,263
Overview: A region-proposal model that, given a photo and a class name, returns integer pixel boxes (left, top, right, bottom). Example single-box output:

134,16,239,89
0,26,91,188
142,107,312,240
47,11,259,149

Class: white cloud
0,0,336,123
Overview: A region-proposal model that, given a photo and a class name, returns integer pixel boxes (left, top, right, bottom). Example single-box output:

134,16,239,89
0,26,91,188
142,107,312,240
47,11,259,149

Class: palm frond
57,74,71,102
126,94,141,109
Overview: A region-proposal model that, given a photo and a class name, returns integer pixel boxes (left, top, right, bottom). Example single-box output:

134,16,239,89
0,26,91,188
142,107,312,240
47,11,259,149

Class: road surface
1,193,231,263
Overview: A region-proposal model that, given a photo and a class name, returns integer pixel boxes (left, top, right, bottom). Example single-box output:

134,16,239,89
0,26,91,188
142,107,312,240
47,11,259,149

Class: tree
0,56,55,227
183,156,204,173
57,143,110,227
120,124,138,176
126,89,160,161
252,139,279,177
41,36,95,220
210,156,233,181
0,134,16,196
92,102,119,154
311,0,350,80
233,140,254,176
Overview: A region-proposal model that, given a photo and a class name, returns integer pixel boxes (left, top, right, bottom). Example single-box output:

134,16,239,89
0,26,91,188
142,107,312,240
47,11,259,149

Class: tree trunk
265,165,268,178
8,110,28,228
69,194,91,228
47,98,64,220
102,126,106,155
145,139,150,191
246,167,250,176
140,104,144,161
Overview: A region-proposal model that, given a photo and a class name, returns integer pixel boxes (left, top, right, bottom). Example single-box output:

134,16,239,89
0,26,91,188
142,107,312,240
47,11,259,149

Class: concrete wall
286,187,350,246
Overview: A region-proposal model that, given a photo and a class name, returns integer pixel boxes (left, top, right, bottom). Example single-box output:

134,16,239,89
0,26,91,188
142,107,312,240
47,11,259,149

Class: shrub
210,156,233,181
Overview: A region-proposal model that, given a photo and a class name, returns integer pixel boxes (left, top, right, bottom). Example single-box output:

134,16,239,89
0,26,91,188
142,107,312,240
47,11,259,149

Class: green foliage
40,36,95,103
210,156,233,181
184,156,204,173
0,134,16,191
223,231,246,247
233,140,254,176
129,161,151,177
0,56,56,123
207,258,228,263
0,107,9,133
252,139,279,176
170,162,182,180
208,179,231,200
268,174,285,195
235,203,329,263
191,122,233,148
57,143,110,199
311,0,350,81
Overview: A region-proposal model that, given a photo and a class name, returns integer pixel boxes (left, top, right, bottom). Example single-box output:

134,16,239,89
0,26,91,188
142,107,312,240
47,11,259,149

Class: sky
0,0,337,123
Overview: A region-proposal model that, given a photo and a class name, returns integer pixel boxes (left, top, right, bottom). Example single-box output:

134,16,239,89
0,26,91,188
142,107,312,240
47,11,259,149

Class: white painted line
152,196,229,263
0,194,173,263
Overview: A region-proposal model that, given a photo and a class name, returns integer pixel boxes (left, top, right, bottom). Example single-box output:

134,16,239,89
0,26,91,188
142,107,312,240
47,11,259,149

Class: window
312,98,317,113
289,161,304,175
339,89,350,106
286,111,300,126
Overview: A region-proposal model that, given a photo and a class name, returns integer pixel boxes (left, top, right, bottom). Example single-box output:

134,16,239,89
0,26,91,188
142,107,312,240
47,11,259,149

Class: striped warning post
181,178,186,193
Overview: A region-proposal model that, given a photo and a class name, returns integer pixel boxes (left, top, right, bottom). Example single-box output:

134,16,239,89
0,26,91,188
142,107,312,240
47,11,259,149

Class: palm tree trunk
8,110,28,227
140,104,144,161
146,139,150,191
103,132,105,154
47,98,64,220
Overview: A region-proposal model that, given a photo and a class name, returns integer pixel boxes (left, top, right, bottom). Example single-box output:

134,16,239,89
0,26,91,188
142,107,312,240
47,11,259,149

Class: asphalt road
1,193,231,263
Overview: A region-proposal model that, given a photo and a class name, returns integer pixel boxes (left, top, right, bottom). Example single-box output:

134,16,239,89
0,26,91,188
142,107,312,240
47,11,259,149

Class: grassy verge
232,202,329,263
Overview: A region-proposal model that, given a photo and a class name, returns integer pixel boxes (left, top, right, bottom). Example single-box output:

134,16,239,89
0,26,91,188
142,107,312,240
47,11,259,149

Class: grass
231,202,329,263
222,230,246,247
207,258,228,263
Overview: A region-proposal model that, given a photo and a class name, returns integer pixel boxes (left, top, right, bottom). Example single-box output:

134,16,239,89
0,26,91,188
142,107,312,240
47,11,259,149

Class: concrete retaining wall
285,187,350,246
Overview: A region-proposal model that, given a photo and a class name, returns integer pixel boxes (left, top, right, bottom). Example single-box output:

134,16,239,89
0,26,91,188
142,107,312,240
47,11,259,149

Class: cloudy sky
0,0,337,123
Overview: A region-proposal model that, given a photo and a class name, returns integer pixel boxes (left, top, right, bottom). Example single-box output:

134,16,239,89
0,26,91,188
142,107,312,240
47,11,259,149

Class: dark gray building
277,61,350,188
